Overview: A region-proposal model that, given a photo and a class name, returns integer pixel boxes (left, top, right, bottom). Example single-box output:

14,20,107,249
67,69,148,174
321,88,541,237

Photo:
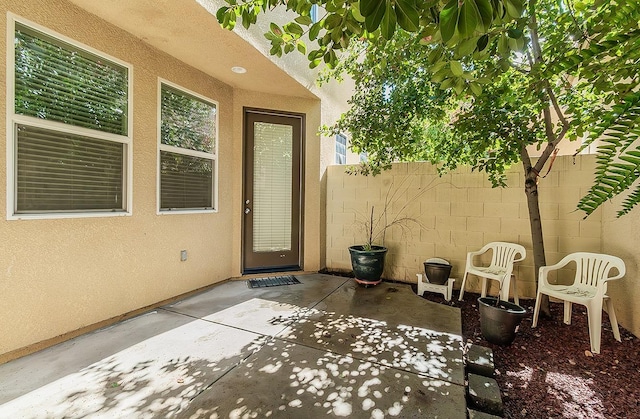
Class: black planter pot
478,297,527,345
348,245,388,286
423,262,452,285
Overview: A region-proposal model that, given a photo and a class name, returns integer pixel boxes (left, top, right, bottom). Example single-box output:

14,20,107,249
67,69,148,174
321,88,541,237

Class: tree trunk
522,149,552,316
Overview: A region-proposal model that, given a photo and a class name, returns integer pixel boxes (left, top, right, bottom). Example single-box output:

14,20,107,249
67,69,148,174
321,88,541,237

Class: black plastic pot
349,245,388,286
423,262,452,285
478,297,527,345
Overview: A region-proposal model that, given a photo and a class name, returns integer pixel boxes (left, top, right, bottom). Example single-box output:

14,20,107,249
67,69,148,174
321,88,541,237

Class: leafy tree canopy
218,0,640,218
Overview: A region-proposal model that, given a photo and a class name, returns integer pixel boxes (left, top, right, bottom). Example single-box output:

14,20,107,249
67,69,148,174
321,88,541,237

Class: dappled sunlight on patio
0,275,467,418
183,339,462,418
280,308,464,384
1,316,269,418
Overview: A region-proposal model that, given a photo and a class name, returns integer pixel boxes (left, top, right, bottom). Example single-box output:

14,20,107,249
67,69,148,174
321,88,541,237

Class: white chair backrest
567,252,625,289
487,242,526,269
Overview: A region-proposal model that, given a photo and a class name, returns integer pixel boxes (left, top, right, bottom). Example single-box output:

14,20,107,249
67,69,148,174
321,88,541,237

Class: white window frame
6,14,133,220
157,78,219,215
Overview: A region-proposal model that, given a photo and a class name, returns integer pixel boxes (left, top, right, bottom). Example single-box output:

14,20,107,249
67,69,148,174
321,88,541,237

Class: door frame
242,107,305,274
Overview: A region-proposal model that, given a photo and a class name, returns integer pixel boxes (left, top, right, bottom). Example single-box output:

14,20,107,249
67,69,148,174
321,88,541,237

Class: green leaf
498,34,509,55
297,40,307,54
450,60,464,76
309,23,321,40
458,0,480,38
351,4,366,22
394,0,420,32
440,0,459,44
242,11,251,29
477,34,489,51
360,0,385,17
440,78,455,90
284,22,304,36
294,15,313,26
325,14,342,29
504,0,524,18
457,36,478,56
364,0,386,32
216,6,229,25
469,82,483,95
475,0,493,30
270,22,283,36
381,1,396,39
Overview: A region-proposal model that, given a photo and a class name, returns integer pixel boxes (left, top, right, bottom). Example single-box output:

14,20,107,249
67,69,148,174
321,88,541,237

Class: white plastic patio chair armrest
538,257,573,288
466,246,491,268
513,252,526,263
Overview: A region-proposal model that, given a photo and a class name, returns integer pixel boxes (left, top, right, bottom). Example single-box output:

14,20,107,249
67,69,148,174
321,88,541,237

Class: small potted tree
349,192,423,285
348,206,389,286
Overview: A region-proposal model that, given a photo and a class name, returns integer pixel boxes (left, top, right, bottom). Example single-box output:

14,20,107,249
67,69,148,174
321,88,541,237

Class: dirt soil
421,291,640,419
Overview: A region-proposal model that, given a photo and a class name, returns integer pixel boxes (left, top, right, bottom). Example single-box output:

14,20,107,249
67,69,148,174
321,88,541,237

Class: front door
243,109,304,273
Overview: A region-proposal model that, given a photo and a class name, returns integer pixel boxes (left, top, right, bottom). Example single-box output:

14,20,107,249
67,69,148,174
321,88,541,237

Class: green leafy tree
218,0,640,314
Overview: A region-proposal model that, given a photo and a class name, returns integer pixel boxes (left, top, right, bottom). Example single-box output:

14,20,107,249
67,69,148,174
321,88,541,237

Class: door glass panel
253,122,293,252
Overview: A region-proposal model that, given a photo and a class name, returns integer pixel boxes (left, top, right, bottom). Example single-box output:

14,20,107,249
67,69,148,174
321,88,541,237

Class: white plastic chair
458,242,526,303
417,257,455,301
532,252,625,354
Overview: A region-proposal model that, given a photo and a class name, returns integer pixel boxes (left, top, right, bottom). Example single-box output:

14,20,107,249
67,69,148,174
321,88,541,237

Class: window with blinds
335,133,347,164
10,19,130,216
159,82,217,211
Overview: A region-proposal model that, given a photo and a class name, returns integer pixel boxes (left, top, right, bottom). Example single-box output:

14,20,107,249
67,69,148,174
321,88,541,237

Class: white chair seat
532,252,625,355
459,242,525,303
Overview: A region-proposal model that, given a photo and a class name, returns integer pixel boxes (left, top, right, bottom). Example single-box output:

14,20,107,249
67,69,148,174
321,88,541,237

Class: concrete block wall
325,156,603,300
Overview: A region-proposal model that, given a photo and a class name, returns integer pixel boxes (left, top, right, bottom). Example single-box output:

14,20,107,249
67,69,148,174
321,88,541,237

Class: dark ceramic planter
423,262,452,285
478,297,527,345
349,245,387,286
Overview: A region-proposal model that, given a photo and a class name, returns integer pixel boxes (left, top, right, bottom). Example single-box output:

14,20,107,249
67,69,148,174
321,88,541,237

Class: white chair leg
605,296,621,342
532,291,542,328
511,274,519,305
480,277,488,298
586,304,603,354
500,275,511,303
563,301,573,325
416,274,424,297
458,272,469,301
446,279,455,301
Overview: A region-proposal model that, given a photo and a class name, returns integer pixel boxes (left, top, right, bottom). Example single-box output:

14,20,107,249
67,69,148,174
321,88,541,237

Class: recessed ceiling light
231,66,247,74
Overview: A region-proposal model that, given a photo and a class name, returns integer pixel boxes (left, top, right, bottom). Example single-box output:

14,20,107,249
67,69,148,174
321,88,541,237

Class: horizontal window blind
253,122,293,252
160,151,213,210
16,124,124,212
15,24,128,136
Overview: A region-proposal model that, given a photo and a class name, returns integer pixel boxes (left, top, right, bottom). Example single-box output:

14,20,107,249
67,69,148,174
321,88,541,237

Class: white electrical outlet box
180,250,187,261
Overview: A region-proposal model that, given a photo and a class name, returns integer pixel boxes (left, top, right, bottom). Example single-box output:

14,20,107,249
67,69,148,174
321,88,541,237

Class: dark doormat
247,275,301,289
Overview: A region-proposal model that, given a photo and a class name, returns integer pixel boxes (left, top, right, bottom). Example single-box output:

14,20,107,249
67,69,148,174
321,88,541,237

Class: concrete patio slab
0,310,266,418
178,339,466,418
0,274,467,418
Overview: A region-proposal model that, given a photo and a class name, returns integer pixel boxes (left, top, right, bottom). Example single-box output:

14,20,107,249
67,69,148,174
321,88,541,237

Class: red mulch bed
421,291,640,419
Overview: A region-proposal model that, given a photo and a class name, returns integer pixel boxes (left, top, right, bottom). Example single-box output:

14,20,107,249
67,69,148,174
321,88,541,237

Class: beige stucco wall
0,0,326,359
326,157,638,336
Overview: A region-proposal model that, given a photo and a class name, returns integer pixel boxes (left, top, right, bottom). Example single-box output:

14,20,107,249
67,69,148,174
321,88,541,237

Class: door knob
245,208,251,214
